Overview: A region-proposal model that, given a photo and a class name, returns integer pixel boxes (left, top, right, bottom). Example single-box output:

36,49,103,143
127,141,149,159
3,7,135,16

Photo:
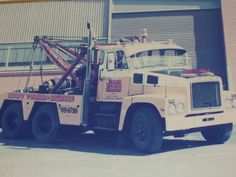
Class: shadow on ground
0,129,212,156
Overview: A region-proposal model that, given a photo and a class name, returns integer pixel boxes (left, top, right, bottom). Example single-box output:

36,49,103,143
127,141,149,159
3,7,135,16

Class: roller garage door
112,9,228,88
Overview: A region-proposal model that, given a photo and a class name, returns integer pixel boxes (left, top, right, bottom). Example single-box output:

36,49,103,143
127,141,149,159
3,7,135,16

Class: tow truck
0,24,235,153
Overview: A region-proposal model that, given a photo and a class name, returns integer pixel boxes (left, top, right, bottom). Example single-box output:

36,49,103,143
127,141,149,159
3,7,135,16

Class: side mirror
99,68,104,80
98,57,104,65
97,50,105,65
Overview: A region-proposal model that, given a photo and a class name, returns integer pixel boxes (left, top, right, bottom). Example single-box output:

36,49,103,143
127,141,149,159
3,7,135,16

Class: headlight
168,100,186,115
225,99,233,108
232,99,236,108
176,103,185,113
168,103,177,114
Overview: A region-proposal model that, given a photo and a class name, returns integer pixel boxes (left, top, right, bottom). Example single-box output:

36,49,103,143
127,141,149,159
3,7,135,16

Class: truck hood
130,67,221,89
131,67,214,79
151,68,214,78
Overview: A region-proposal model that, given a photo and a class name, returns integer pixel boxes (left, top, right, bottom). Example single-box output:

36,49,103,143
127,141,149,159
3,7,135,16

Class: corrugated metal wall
0,0,109,43
0,71,61,93
112,10,228,88
221,0,236,91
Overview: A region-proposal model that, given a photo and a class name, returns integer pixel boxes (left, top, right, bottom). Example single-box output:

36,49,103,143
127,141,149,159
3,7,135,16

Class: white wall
221,0,236,91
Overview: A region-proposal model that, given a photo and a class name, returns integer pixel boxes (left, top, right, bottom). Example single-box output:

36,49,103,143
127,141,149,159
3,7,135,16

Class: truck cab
93,40,235,152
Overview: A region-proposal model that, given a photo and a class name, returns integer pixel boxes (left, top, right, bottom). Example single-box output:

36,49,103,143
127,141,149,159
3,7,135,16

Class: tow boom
32,34,90,94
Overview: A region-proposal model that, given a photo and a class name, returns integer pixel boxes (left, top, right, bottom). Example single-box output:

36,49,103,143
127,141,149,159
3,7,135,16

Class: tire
131,107,163,153
32,104,59,143
1,103,27,139
201,123,233,144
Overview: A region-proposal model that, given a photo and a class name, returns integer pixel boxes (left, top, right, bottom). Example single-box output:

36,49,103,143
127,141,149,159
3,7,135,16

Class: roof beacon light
168,39,174,44
140,28,148,43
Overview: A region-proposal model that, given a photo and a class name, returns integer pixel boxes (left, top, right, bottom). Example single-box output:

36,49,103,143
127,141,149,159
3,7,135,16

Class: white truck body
0,39,235,153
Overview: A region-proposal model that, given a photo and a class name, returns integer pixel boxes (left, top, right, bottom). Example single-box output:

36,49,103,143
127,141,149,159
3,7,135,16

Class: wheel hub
7,113,19,130
135,119,147,142
38,115,52,133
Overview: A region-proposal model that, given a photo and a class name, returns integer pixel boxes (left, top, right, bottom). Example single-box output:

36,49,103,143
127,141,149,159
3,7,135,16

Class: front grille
192,82,221,109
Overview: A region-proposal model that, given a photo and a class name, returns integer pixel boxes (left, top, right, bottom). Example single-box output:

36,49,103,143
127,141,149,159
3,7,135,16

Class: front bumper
165,109,235,131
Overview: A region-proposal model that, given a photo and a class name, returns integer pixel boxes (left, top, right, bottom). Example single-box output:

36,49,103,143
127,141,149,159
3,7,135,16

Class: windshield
128,49,190,69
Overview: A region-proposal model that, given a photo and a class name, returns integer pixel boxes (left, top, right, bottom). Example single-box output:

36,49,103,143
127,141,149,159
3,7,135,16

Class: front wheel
131,107,163,153
201,123,233,144
32,104,59,143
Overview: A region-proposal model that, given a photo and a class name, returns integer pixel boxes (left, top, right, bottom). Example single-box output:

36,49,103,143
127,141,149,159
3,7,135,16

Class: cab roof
96,40,186,56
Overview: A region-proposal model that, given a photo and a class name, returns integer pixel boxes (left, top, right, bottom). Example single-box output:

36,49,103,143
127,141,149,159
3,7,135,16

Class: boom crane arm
33,36,88,93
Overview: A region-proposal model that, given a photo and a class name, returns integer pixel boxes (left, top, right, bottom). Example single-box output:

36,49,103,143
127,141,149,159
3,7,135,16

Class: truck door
97,50,130,101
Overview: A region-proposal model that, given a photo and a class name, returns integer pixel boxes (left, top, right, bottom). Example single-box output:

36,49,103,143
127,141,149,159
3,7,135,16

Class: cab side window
116,50,128,69
106,50,128,70
107,52,116,70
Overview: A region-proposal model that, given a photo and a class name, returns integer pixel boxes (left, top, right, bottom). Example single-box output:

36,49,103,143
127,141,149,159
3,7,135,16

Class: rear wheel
32,104,59,143
1,103,27,139
131,107,163,153
201,123,233,144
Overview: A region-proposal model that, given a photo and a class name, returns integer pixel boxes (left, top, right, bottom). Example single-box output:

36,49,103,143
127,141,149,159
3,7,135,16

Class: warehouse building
0,0,235,92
